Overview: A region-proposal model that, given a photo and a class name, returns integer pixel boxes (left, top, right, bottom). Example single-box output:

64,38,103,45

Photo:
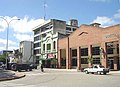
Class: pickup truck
11,63,32,72
84,65,109,75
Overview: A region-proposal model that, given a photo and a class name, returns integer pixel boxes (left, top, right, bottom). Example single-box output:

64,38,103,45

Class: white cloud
14,33,33,41
0,16,45,51
0,38,17,51
12,16,45,33
0,16,45,33
91,9,120,27
91,16,117,26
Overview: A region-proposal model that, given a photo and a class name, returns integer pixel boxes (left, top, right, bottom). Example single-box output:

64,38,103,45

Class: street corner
0,70,26,81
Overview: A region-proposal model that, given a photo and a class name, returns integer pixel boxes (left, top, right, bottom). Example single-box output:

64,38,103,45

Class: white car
84,65,109,75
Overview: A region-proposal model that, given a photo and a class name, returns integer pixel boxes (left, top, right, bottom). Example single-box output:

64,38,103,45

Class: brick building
58,23,120,70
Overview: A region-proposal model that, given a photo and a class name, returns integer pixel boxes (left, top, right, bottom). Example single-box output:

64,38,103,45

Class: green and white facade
33,19,78,68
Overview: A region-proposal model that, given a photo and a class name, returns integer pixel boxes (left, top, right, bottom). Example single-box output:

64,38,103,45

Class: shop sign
48,54,54,58
105,34,120,38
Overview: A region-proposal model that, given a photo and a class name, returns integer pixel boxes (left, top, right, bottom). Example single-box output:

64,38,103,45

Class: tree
0,53,6,63
88,56,93,67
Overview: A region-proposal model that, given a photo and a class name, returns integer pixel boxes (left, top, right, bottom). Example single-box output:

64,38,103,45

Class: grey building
19,41,34,64
33,19,78,68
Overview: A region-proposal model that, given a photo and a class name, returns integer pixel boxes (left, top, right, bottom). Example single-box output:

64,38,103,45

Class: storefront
58,23,120,70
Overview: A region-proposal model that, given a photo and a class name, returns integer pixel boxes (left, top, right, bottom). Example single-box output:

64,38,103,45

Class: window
34,43,40,48
73,28,76,31
34,36,40,41
72,58,77,66
93,58,100,64
34,29,40,35
81,48,88,56
34,49,40,55
47,44,51,50
66,27,71,31
43,44,45,51
53,41,56,49
92,47,100,55
42,33,46,38
72,49,77,57
81,58,88,64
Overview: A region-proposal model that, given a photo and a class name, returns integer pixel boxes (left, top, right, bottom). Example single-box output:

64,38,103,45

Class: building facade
19,41,34,64
33,19,78,68
58,23,120,70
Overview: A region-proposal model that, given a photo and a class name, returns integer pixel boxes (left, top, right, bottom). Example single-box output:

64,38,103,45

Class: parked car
29,63,37,69
11,63,32,72
84,65,109,75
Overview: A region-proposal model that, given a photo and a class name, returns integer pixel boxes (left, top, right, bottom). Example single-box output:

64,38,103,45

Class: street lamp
0,17,20,69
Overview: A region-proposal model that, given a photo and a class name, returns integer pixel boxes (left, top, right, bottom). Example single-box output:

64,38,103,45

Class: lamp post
0,17,20,69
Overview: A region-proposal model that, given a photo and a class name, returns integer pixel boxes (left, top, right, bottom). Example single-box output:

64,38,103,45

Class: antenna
43,0,47,20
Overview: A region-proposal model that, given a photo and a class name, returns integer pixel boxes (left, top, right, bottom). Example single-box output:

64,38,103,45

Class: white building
19,41,34,64
33,19,78,68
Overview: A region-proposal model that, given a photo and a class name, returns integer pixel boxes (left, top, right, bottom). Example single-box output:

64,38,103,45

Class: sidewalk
45,68,120,73
0,70,25,81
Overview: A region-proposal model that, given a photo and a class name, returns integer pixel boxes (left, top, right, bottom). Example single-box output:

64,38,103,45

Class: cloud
91,16,117,26
12,16,45,33
14,33,33,41
0,38,17,51
91,9,120,27
0,16,45,51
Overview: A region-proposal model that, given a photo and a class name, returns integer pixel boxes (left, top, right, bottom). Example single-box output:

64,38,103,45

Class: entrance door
109,59,114,69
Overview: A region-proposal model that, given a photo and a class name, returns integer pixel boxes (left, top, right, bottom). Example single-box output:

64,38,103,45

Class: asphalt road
0,69,120,87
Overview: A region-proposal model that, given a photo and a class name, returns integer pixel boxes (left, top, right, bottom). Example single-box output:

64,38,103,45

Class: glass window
92,47,100,55
34,36,40,41
34,29,40,35
72,49,77,57
81,48,88,56
72,58,77,66
34,43,40,48
43,44,45,51
73,28,76,31
53,41,56,49
93,58,100,64
66,27,71,31
47,44,51,50
81,58,88,64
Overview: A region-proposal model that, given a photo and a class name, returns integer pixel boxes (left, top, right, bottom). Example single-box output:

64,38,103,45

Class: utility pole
43,0,47,20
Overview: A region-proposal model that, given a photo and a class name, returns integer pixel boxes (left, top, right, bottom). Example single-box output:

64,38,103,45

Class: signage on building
105,34,120,38
47,54,54,58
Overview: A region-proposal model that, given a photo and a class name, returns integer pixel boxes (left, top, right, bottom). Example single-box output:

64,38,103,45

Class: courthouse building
58,23,120,70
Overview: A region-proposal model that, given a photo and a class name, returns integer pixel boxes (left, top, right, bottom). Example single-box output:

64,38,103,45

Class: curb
0,72,26,81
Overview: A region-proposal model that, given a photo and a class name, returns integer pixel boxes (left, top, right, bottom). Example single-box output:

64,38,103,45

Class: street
0,69,120,87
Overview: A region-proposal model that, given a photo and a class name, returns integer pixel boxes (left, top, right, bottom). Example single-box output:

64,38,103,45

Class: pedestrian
41,64,44,72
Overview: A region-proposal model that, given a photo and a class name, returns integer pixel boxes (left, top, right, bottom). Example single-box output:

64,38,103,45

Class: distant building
0,50,13,55
19,41,34,64
33,19,78,68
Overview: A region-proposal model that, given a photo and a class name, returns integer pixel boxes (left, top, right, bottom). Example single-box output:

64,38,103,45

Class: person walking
41,64,44,72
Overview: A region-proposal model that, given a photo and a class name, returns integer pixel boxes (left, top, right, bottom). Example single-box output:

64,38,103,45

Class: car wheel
97,71,101,75
85,70,89,74
103,72,106,75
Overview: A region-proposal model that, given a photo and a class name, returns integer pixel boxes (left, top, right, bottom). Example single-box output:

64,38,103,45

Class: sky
0,0,120,51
